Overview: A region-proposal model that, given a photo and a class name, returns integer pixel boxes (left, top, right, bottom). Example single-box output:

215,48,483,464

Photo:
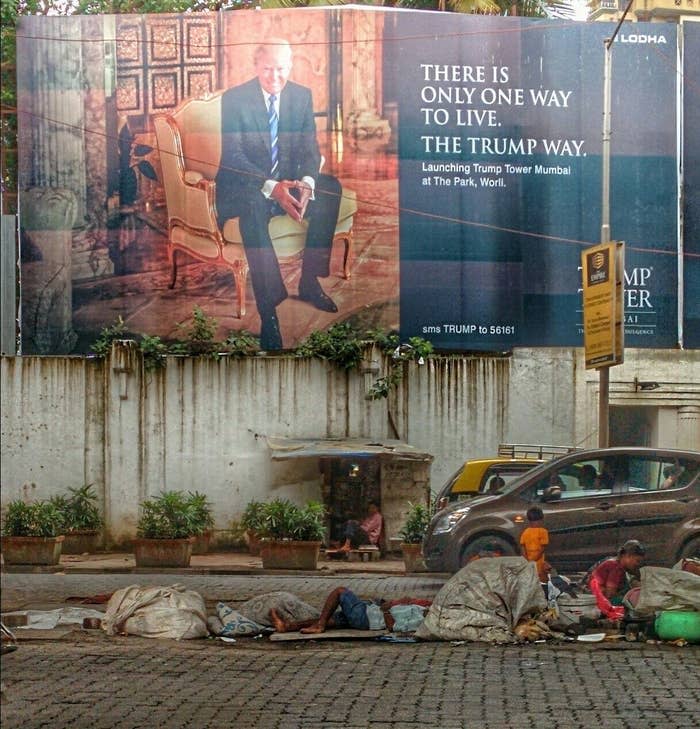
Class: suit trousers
237,173,342,318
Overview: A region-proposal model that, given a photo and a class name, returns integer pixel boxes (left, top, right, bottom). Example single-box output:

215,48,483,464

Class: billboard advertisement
15,9,692,354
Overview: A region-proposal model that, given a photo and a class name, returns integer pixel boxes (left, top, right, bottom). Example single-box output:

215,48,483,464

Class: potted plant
133,490,198,567
240,500,266,556
258,499,326,570
187,490,215,555
1,499,65,565
59,485,103,554
399,501,430,573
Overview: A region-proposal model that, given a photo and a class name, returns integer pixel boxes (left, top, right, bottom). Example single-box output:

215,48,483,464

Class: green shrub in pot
241,500,267,535
2,500,64,537
398,501,430,544
186,491,215,535
258,499,326,542
1,500,66,565
62,485,103,532
137,490,199,539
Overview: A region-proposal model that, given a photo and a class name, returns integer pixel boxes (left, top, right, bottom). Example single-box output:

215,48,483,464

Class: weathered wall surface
1,345,698,546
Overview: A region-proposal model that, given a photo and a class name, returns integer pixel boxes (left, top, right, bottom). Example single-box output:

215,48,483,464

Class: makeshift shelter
267,437,433,549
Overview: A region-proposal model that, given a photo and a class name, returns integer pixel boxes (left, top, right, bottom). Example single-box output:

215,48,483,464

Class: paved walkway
2,571,699,729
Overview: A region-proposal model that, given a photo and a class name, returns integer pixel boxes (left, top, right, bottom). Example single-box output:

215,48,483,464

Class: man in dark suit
215,39,342,350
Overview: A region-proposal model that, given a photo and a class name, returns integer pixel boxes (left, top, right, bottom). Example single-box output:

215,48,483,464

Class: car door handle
597,502,615,511
675,496,695,504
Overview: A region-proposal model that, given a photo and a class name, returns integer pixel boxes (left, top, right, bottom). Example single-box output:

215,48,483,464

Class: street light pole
598,0,634,447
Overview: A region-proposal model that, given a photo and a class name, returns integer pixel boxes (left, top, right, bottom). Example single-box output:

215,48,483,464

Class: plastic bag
389,604,426,633
365,603,387,630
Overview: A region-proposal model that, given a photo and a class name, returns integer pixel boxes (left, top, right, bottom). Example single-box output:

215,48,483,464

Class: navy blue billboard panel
684,22,700,349
15,10,688,353
393,15,678,349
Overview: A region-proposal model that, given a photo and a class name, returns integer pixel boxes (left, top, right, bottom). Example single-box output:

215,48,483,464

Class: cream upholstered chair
153,91,357,318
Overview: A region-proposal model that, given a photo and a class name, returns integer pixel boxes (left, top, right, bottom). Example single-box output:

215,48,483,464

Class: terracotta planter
1,535,65,565
246,530,262,556
62,530,101,555
191,530,212,556
260,540,321,570
133,537,195,568
401,542,424,572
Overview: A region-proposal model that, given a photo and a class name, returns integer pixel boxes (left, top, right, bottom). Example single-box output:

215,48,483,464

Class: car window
533,459,612,501
629,457,700,492
532,455,700,501
480,470,528,495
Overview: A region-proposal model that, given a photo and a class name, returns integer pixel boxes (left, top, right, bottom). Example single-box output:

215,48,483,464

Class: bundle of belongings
101,587,323,640
415,557,550,643
102,584,209,640
208,592,320,637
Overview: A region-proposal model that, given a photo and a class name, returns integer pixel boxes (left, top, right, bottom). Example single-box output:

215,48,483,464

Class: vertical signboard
581,242,624,368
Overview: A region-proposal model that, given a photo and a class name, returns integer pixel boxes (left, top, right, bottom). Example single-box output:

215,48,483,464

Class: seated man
587,539,646,619
339,501,383,552
270,586,431,634
579,464,599,490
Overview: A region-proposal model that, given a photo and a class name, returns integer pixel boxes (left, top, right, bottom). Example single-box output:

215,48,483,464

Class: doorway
325,457,381,544
610,406,657,447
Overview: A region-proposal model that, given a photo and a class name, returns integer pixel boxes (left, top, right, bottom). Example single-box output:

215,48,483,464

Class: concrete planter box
133,537,195,567
401,542,424,572
1,535,65,565
260,540,321,570
246,530,262,556
191,531,212,556
62,530,101,555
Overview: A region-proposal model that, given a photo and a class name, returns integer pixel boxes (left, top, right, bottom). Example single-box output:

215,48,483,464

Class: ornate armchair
153,92,357,318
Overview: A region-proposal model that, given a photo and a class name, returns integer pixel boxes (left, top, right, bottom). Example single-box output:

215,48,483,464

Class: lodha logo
617,34,667,45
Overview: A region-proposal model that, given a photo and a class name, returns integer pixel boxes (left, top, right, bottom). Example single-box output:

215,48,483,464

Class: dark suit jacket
215,78,321,226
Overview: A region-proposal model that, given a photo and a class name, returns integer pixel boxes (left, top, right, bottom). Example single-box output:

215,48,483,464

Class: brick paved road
2,573,699,729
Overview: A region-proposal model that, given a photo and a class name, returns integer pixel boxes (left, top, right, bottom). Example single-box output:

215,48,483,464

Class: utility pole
598,0,634,447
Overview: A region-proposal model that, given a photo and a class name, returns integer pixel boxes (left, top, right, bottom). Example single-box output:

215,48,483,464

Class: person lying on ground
269,586,431,634
587,539,646,619
338,501,383,552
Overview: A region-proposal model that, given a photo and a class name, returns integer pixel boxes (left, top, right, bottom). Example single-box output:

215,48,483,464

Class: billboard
15,9,693,353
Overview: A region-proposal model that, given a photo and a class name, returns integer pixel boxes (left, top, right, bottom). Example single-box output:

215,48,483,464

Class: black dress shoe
298,278,338,313
259,313,283,350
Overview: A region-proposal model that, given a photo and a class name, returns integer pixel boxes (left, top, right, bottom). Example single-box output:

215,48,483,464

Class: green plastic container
654,611,700,643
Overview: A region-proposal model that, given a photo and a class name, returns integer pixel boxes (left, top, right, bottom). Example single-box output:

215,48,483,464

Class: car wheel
460,536,515,568
679,536,700,560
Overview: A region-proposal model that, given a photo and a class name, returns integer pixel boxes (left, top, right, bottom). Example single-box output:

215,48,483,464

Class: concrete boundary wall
1,344,698,546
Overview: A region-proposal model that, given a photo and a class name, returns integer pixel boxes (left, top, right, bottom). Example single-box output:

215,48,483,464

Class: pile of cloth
415,557,547,643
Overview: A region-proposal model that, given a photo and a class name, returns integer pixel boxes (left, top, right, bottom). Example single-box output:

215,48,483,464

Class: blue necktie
268,94,279,179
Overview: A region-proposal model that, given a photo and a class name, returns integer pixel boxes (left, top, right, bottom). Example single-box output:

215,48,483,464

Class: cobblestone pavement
2,573,699,729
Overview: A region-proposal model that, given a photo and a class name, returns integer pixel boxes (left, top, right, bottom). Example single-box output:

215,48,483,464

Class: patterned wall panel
116,14,217,123
147,19,181,66
116,72,142,114
185,21,216,63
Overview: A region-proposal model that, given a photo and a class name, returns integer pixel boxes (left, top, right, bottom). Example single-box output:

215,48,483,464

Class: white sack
102,583,208,640
415,557,547,643
633,566,700,616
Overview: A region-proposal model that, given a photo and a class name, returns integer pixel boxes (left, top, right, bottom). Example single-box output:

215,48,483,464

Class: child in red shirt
520,506,550,583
